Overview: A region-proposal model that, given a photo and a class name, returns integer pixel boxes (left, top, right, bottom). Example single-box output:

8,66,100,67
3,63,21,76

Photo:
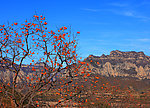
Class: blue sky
1,0,150,58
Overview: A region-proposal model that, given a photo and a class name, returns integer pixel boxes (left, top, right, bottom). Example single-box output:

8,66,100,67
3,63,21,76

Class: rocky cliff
84,50,150,79
0,61,48,84
1,50,150,84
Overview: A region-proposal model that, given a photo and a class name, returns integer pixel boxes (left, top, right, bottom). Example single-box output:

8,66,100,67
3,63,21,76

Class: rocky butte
84,50,150,79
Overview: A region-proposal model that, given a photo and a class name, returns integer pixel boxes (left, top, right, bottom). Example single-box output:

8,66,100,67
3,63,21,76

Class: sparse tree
0,15,91,107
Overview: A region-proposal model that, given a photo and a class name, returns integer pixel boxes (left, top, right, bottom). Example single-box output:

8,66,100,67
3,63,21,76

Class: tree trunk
11,99,15,108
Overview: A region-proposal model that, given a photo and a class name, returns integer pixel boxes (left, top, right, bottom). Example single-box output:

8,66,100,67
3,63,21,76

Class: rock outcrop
84,50,150,79
1,50,150,84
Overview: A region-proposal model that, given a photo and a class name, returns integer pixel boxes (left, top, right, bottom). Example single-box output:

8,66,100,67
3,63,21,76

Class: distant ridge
1,50,150,84
84,50,150,79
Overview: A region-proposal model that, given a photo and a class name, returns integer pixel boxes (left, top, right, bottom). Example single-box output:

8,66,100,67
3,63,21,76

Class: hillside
1,50,150,84
84,50,150,79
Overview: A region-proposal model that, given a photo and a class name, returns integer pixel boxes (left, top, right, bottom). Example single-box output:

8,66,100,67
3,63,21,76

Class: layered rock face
0,61,47,84
84,50,150,79
1,50,150,84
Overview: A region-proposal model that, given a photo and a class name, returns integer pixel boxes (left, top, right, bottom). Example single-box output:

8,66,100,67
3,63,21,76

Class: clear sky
1,0,150,58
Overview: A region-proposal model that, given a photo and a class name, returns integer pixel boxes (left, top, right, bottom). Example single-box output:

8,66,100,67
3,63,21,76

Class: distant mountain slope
1,50,150,84
84,50,150,79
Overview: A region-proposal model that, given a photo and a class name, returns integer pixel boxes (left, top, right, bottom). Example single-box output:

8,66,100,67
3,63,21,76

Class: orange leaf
14,22,18,25
95,76,99,79
64,26,67,30
44,22,47,25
